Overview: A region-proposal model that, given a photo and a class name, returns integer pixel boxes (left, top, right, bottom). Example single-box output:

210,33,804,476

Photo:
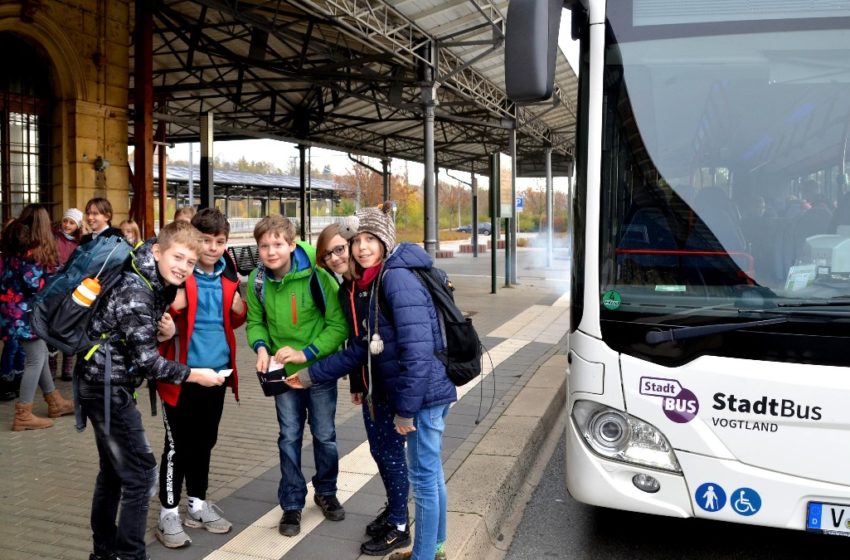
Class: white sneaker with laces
155,511,192,549
184,501,232,534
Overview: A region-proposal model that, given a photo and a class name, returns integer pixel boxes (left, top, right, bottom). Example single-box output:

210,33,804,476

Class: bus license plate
807,502,850,536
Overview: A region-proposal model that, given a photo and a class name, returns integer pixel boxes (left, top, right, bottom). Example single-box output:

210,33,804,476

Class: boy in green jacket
246,215,348,537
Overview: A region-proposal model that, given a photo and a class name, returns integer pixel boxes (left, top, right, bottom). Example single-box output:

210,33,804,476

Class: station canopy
131,0,577,175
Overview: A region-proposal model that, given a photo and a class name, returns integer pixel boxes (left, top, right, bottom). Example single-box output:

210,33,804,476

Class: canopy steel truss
132,0,575,171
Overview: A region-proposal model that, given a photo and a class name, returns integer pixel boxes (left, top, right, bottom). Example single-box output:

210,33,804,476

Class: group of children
2,198,455,560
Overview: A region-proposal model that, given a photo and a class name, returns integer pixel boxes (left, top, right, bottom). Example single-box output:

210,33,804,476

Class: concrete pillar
199,111,214,210
471,162,479,258
509,126,518,285
423,85,438,257
489,153,498,294
545,145,554,268
299,144,309,241
188,142,194,208
435,165,440,251
132,0,154,237
157,138,167,231
382,158,391,201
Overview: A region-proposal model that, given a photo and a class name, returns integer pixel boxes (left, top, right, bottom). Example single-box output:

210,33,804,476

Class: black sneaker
278,510,301,536
314,493,345,521
360,527,411,556
365,504,389,537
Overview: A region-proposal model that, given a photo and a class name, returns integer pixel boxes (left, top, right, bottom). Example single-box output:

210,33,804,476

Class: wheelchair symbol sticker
731,487,761,516
695,482,726,512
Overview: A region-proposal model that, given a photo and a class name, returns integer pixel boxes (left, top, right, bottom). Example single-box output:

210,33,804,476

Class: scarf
356,263,382,290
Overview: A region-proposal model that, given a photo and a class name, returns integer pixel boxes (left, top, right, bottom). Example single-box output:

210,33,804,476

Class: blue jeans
79,384,157,560
274,380,339,510
407,404,450,560
363,398,409,526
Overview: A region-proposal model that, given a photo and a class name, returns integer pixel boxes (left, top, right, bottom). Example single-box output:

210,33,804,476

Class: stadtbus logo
640,376,699,423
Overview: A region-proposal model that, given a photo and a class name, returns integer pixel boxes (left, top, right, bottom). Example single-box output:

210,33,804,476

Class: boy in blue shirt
155,208,247,549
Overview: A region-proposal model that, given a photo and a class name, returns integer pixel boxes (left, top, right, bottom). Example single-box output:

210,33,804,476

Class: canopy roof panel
132,0,576,172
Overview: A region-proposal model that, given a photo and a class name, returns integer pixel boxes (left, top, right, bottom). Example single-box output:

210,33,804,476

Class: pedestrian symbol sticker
695,482,726,512
731,487,761,516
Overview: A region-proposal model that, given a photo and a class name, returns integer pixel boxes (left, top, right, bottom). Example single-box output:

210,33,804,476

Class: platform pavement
0,241,570,560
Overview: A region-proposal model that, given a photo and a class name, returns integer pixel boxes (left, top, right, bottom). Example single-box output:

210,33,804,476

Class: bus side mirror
505,0,563,102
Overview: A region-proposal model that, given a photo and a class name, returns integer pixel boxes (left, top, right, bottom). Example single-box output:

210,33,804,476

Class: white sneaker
155,512,192,549
184,501,232,534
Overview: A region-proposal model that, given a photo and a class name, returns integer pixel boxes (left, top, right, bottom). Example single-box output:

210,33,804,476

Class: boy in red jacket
155,208,247,549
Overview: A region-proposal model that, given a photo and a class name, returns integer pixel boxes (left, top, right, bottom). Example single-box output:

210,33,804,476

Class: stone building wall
0,0,130,221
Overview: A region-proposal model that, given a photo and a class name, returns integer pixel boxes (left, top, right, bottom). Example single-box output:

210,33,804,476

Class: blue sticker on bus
695,482,726,512
730,487,761,516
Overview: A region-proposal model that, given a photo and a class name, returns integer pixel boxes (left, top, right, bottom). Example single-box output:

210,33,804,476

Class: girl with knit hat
51,207,84,381
313,221,411,556
285,204,456,560
55,208,83,267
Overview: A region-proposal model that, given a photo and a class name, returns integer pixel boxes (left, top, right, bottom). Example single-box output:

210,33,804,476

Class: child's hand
256,346,269,373
188,368,226,387
231,291,245,315
171,288,187,312
351,392,363,405
157,312,176,341
395,419,416,435
285,375,304,389
275,347,306,365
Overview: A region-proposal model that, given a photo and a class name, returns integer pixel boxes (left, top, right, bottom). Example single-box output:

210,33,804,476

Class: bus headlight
573,400,682,473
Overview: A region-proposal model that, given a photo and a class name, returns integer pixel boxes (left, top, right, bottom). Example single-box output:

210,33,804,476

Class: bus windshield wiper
646,317,788,345
776,299,850,308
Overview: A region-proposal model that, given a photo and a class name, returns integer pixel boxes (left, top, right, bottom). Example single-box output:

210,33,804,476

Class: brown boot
44,389,74,418
12,402,54,431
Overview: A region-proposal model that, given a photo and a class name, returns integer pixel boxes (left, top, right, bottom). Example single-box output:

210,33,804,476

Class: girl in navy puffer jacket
286,206,456,560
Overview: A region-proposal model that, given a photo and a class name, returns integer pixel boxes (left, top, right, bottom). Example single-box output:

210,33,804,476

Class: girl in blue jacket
285,205,456,560
312,221,411,556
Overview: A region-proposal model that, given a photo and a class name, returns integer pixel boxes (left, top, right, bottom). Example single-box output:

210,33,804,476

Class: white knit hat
63,208,83,228
353,204,396,255
337,204,397,256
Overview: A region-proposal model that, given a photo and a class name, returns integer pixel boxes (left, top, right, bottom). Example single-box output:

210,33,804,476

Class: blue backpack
30,235,133,355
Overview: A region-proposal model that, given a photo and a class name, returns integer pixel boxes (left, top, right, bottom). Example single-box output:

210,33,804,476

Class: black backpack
382,267,483,386
30,235,134,355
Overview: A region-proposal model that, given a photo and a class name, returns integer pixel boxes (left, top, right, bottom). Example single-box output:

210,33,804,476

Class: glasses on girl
322,244,348,262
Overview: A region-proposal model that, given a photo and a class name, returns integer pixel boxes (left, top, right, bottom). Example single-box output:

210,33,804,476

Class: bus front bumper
566,415,850,532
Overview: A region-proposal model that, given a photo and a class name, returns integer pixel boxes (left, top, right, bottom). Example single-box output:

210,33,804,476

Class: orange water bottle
72,277,101,307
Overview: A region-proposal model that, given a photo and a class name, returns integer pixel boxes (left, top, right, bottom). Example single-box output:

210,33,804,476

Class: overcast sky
167,10,578,192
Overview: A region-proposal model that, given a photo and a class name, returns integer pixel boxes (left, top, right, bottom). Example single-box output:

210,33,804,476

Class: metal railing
227,215,341,234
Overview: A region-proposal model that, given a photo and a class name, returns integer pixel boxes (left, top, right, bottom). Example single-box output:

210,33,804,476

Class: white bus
506,0,850,536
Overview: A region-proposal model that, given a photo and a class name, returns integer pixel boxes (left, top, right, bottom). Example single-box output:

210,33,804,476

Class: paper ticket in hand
267,358,296,378
218,369,233,377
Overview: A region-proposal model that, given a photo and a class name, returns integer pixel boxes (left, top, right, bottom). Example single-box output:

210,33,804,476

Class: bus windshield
600,17,850,335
